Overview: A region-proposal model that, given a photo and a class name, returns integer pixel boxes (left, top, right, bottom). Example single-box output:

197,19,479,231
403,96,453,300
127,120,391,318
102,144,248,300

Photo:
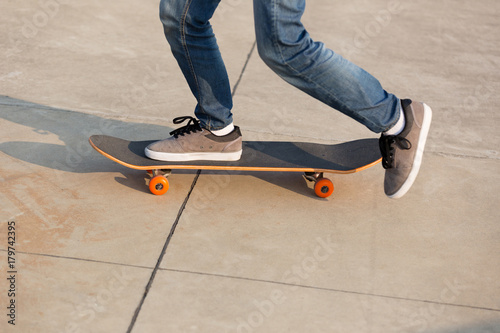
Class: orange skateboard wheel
314,178,334,198
149,175,169,196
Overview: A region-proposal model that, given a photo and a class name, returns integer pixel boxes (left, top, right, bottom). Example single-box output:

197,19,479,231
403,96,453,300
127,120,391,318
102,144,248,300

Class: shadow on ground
0,96,376,198
424,320,500,333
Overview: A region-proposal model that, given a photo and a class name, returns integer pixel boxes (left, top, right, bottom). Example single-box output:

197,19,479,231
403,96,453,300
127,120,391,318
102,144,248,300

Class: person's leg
253,0,432,198
253,0,400,133
160,0,233,131
146,0,241,162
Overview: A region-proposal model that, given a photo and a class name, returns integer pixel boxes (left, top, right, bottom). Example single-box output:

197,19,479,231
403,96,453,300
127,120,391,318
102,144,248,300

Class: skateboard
89,135,382,198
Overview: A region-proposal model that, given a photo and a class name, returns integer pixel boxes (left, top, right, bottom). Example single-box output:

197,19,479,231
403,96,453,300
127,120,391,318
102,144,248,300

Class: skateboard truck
147,169,171,177
304,172,322,182
303,172,334,198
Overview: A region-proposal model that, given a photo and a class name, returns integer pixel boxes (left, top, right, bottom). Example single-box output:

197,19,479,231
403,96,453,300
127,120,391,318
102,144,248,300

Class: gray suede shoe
379,99,432,199
145,116,242,162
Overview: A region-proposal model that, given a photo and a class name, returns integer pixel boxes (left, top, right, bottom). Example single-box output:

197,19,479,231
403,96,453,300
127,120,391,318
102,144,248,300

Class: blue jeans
159,0,400,133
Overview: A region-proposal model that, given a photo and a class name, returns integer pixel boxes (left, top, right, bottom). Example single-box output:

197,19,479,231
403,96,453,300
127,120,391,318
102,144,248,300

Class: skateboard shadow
0,96,170,172
0,96,331,198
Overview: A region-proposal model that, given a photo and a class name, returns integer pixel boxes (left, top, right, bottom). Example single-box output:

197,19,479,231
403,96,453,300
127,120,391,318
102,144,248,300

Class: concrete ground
1,0,499,332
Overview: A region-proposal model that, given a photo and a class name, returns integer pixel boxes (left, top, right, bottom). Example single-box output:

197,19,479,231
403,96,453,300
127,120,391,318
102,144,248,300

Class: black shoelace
169,116,203,138
379,135,412,169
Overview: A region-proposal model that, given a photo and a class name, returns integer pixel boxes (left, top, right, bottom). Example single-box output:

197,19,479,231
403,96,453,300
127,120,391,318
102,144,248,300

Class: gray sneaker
145,116,242,162
379,99,432,199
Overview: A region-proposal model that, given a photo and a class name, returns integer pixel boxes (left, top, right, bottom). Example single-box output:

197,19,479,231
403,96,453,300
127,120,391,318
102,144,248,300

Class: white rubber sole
145,148,242,162
389,103,433,199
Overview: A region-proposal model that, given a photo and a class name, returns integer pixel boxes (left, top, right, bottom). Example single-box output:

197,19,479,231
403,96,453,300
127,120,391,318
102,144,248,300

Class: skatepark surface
1,1,499,332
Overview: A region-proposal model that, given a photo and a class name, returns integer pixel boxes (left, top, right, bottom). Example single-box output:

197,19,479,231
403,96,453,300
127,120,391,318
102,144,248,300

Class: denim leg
159,0,233,130
253,0,400,133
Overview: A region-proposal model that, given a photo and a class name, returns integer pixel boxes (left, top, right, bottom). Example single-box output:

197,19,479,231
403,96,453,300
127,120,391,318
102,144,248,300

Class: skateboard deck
89,135,381,198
